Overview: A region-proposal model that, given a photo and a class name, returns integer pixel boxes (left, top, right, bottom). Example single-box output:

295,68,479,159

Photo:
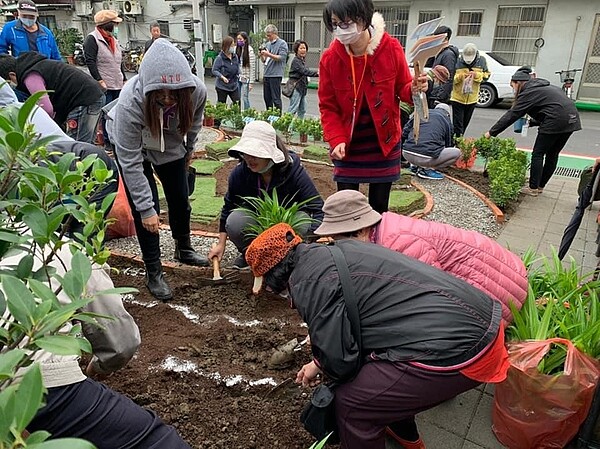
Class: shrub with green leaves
235,189,318,238
0,92,130,448
508,248,600,374
487,144,527,207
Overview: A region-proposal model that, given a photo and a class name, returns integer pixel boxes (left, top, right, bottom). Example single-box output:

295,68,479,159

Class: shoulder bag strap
327,244,362,353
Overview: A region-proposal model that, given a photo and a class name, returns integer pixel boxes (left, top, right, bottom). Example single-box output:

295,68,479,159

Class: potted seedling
273,113,295,143
309,119,323,142
293,118,311,144
203,101,215,127
454,136,477,169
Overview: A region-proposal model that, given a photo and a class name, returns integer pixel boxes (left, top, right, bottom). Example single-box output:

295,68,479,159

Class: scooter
73,43,85,66
176,44,197,75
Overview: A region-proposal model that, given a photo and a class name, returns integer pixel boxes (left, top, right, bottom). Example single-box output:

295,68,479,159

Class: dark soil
105,263,328,449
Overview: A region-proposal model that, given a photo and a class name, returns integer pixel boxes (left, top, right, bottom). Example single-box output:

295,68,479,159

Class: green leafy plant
308,432,333,449
259,106,282,122
235,188,318,238
454,136,477,168
487,143,527,208
272,113,295,143
213,102,229,121
308,119,323,141
54,27,83,56
0,91,135,448
203,100,215,119
508,248,600,374
292,118,311,138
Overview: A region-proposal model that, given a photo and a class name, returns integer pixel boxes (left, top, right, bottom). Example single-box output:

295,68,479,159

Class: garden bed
104,264,333,448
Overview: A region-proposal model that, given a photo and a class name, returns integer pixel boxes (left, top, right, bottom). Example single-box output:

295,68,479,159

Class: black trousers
28,379,191,449
263,76,283,111
451,101,477,137
337,182,393,214
116,155,191,264
216,86,240,105
529,131,573,189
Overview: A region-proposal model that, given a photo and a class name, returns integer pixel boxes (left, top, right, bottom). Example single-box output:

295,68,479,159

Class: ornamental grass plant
508,248,600,374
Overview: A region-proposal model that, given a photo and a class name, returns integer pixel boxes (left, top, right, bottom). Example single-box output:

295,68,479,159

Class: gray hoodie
106,38,207,219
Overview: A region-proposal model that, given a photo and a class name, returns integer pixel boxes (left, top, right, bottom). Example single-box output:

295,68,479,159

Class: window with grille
378,6,409,47
40,15,57,32
457,10,483,36
267,7,295,52
157,20,170,38
418,10,441,24
492,6,546,66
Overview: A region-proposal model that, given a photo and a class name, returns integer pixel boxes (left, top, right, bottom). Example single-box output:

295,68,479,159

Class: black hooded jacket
428,45,459,103
489,77,582,136
286,239,502,383
15,52,104,126
219,152,324,232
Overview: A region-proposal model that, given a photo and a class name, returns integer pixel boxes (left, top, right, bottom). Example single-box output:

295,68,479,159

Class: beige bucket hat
314,190,382,236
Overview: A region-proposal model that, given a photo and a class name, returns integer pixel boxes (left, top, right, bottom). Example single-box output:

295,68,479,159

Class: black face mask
101,23,114,33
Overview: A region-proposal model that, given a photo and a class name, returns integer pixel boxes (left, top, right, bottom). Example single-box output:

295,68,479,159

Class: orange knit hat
246,223,302,277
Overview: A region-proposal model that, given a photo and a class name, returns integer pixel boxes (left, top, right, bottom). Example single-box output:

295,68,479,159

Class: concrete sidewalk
388,174,598,449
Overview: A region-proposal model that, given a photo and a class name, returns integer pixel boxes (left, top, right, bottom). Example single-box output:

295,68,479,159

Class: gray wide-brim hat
314,190,382,236
228,120,285,164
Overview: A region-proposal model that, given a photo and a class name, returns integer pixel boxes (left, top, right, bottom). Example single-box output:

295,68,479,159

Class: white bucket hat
228,120,285,164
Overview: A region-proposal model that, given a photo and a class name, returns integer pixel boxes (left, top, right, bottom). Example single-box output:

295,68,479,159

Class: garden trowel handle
211,243,222,280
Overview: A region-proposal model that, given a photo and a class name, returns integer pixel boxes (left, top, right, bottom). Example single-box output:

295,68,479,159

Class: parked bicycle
555,68,582,100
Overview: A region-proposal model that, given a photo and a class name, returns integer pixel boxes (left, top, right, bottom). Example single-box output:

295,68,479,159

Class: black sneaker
232,254,250,271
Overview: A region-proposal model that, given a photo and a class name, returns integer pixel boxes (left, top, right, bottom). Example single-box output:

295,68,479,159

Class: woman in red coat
319,0,427,213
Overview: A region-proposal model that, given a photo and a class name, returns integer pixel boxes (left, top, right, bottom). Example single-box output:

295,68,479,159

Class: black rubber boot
145,261,173,302
174,235,209,266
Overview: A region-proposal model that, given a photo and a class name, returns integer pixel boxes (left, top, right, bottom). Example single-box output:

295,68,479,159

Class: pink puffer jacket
374,212,528,324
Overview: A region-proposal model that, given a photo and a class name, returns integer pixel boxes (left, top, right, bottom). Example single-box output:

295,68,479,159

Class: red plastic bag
106,176,136,240
492,338,600,449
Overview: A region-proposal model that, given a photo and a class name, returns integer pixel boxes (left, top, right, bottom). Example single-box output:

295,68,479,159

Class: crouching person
2,244,192,449
207,120,324,270
314,190,528,325
246,223,509,449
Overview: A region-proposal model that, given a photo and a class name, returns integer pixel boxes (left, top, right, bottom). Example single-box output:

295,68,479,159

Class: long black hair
236,31,251,68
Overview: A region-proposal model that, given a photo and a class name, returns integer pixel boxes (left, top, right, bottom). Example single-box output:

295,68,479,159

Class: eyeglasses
331,20,354,30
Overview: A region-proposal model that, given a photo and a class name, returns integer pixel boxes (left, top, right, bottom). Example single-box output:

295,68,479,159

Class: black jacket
15,52,104,126
427,45,459,104
289,55,318,97
288,240,502,383
489,78,582,136
401,108,453,158
220,152,324,232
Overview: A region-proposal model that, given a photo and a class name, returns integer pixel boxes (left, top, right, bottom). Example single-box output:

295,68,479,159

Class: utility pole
192,0,205,82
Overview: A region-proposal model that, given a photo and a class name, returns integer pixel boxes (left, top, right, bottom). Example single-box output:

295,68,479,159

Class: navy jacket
288,239,502,383
289,55,318,97
212,51,240,92
490,77,582,136
220,152,324,232
401,109,453,159
427,45,459,104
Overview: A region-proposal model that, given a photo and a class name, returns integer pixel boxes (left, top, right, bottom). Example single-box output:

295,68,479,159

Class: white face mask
333,23,363,45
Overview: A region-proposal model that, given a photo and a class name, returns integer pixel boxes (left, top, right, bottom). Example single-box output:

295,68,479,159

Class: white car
476,50,533,108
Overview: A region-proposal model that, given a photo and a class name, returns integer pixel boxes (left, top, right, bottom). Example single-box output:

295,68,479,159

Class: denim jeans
102,90,121,144
238,81,251,110
287,89,306,119
65,95,105,144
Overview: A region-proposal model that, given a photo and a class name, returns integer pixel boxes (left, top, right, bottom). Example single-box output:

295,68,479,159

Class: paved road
200,75,600,158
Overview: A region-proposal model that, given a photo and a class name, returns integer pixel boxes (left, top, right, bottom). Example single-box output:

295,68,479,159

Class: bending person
485,66,581,196
314,189,528,325
207,120,324,270
106,39,209,302
245,223,509,449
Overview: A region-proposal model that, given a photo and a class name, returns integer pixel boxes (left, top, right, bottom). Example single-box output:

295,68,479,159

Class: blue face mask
20,17,35,27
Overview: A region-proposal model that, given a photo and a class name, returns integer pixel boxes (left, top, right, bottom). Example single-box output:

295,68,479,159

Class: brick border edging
409,179,434,219
445,174,505,223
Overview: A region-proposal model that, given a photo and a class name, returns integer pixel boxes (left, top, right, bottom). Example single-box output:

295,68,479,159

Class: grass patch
301,144,330,164
191,159,223,175
158,177,223,225
205,138,240,160
389,190,425,215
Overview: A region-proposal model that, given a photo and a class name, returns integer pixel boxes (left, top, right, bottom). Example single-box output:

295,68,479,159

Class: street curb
445,174,505,223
